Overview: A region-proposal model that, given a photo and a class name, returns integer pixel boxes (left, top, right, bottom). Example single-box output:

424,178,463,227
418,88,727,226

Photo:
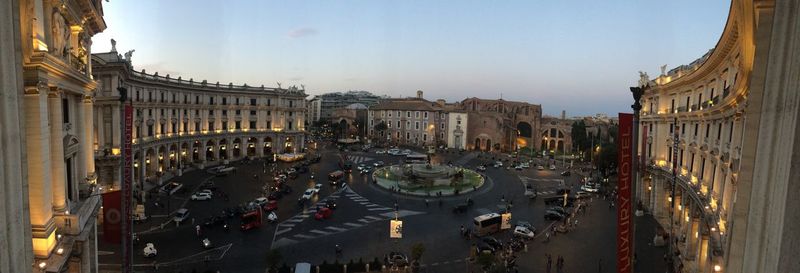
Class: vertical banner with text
122,104,133,271
617,113,633,273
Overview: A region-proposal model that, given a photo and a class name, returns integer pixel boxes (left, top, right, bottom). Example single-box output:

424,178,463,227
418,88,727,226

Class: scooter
267,211,278,223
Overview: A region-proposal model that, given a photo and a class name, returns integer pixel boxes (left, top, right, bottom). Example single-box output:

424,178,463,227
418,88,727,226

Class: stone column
225,138,233,159
48,88,67,212
96,108,105,151
83,96,96,182
138,153,146,191
25,85,56,257
651,178,661,218
698,234,710,273
686,217,699,259
256,138,265,157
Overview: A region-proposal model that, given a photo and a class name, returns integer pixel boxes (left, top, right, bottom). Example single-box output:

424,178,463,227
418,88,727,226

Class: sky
91,0,730,116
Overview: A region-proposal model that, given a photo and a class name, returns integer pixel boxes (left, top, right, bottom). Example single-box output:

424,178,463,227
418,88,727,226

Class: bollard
524,243,528,253
343,264,347,273
316,265,321,273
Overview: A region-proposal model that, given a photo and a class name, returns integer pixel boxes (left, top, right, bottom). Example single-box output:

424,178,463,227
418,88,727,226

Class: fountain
373,163,484,196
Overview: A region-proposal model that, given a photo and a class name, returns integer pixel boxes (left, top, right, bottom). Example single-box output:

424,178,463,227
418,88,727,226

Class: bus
405,154,428,164
473,213,502,236
240,208,262,231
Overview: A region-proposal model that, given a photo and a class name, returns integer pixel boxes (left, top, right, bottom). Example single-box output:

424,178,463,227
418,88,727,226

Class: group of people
545,253,566,273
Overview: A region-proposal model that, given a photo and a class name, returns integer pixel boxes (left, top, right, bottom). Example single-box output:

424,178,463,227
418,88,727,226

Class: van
173,208,190,223
295,262,311,273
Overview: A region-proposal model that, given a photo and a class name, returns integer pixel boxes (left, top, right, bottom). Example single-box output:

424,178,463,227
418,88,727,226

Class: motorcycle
267,211,278,223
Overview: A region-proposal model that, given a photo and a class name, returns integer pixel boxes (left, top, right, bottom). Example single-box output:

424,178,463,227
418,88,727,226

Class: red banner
617,113,633,273
102,190,122,243
122,104,133,269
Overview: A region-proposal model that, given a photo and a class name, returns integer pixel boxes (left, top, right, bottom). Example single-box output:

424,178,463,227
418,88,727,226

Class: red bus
240,208,262,231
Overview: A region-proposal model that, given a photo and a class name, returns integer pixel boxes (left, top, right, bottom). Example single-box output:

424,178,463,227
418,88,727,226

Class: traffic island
372,163,484,196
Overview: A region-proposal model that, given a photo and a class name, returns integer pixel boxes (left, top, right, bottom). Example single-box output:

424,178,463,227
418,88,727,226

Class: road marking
344,222,363,228
368,207,393,211
380,210,424,218
431,263,439,266
309,229,330,235
275,228,292,236
326,226,347,232
365,203,381,207
271,238,298,249
294,234,315,239
365,215,383,221
286,218,304,223
278,223,295,228
358,219,371,223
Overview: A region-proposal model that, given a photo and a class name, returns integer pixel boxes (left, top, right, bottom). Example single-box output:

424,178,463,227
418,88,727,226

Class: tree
265,249,283,273
571,120,588,153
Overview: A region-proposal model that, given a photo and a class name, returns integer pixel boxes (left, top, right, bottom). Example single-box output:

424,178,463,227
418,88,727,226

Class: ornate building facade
458,98,542,152
91,50,307,193
540,116,573,154
634,1,800,272
367,91,447,147
1,0,106,272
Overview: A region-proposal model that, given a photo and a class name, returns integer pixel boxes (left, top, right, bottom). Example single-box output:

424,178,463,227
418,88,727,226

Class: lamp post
629,79,646,272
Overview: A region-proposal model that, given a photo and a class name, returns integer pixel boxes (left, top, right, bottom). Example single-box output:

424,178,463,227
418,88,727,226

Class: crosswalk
271,187,423,249
347,155,374,164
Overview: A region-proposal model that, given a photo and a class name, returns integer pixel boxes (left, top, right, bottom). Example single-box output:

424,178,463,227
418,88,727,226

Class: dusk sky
91,1,729,116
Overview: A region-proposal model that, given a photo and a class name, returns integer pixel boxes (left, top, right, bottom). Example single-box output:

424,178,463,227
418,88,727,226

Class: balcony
55,193,100,236
676,106,688,113
723,86,731,98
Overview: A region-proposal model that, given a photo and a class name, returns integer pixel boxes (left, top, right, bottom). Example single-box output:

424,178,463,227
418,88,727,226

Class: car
549,165,557,170
514,226,535,239
384,252,409,266
581,184,600,193
325,199,337,209
514,221,534,231
401,149,412,155
191,192,212,201
143,243,157,257
373,161,385,167
520,162,530,168
537,165,545,170
476,242,496,254
203,216,225,227
561,171,571,176
253,197,269,207
312,184,322,193
574,191,592,199
388,148,400,155
476,165,487,171
544,210,566,220
548,206,568,215
202,238,213,249
264,200,279,211
173,208,190,223
160,182,184,195
482,236,503,249
314,207,332,220
360,167,372,174
523,182,537,198
494,161,503,167
375,150,387,154
357,164,366,171
300,189,315,201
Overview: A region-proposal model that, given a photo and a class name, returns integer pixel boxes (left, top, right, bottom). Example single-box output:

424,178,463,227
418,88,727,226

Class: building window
267,121,271,129
250,98,256,106
717,123,723,140
397,121,401,128
222,110,227,116
235,121,241,129
196,96,200,104
729,121,735,142
148,125,154,136
388,112,392,118
415,122,420,130
388,122,392,129
668,147,673,163
267,111,271,116
670,123,674,133
671,99,675,112
406,111,411,118
210,97,215,105
209,110,214,115
160,109,164,116
195,122,200,131
370,120,374,126
235,98,239,105
694,123,698,136
288,121,293,130
423,134,427,141
415,111,420,118
208,122,214,131
424,112,428,119
441,123,445,129
705,124,711,138
406,132,410,139
222,98,227,105
222,121,228,130
267,99,271,106
250,110,256,115
159,123,165,134
62,98,70,123
195,109,199,115
289,100,293,107
249,121,256,129
681,123,686,135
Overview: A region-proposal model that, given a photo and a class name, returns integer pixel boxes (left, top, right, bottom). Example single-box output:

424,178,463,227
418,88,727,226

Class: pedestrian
546,254,552,273
195,225,201,236
501,194,506,203
424,199,429,207
191,217,195,225
599,258,603,273
460,225,466,237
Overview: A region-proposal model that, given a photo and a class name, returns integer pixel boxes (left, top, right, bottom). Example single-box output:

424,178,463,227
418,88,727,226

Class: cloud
287,27,318,38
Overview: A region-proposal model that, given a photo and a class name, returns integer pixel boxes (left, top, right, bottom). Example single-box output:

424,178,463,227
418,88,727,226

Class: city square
2,0,800,273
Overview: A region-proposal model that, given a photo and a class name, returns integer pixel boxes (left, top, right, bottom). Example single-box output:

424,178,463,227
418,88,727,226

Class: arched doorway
145,148,156,179
206,140,216,161
284,136,294,153
233,138,242,158
168,144,178,170
516,121,532,150
180,142,189,164
192,141,201,162
247,137,257,156
486,139,492,152
157,146,167,173
219,139,228,160
264,137,273,155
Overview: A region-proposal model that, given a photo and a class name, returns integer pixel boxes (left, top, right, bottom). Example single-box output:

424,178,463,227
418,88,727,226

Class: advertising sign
102,190,122,243
501,212,512,230
390,220,403,239
616,113,633,273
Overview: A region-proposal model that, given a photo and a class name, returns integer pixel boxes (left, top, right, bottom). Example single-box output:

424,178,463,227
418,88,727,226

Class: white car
300,189,315,201
254,197,268,207
513,226,535,239
143,243,157,257
190,192,212,201
537,165,545,170
477,165,487,171
173,208,190,223
581,184,600,193
312,183,322,193
494,161,503,167
549,165,557,170
376,150,387,154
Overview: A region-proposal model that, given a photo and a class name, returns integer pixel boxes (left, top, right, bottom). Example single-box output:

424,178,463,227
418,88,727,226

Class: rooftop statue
110,39,117,52
638,71,650,88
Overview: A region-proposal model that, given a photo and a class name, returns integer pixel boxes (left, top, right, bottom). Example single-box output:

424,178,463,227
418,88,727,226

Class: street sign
390,220,403,238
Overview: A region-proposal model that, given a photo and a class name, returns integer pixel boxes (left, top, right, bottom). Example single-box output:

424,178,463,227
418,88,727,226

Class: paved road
98,142,647,273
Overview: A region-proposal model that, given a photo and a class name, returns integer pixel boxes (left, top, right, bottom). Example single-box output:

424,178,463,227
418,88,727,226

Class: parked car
253,197,269,207
161,182,184,195
574,191,592,199
482,237,504,249
384,252,409,266
375,150,387,155
547,206,568,215
357,164,366,171
514,226,535,239
264,200,279,211
549,165,557,170
515,165,523,170
314,207,333,220
203,216,225,227
537,165,545,170
514,221,534,231
544,210,566,220
173,208,190,223
312,184,322,193
477,165,487,172
476,242,496,254
191,192,212,201
373,160,385,167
